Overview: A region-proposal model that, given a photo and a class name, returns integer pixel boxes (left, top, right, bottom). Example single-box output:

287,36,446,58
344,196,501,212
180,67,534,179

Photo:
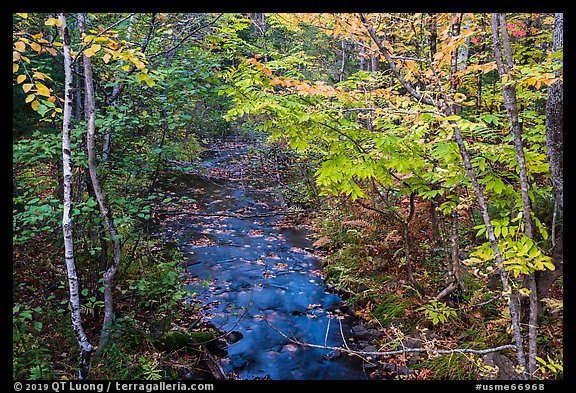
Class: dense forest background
13,13,562,381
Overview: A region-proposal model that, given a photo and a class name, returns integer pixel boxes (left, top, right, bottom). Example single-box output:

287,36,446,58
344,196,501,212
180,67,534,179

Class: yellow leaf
103,53,111,64
535,80,542,89
13,51,21,62
454,93,467,102
17,74,26,84
21,55,30,64
45,18,62,27
22,83,33,93
30,42,42,53
16,13,28,19
31,100,39,111
48,95,56,103
13,63,19,73
84,44,101,58
32,33,43,39
33,71,46,81
35,82,52,97
25,94,35,103
134,59,145,70
14,41,26,52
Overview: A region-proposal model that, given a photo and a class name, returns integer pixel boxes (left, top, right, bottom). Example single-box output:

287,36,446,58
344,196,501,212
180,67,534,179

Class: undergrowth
310,195,563,380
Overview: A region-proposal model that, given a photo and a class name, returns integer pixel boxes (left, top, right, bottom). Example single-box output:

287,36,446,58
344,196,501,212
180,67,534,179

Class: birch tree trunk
78,13,123,359
57,13,94,380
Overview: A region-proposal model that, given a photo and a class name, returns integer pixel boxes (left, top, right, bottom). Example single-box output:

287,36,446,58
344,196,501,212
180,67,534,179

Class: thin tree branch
358,13,436,107
265,318,516,356
149,13,224,59
72,13,137,64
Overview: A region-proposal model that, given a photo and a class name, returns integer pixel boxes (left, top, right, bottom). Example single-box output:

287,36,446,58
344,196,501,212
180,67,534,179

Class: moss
154,331,190,352
188,330,216,344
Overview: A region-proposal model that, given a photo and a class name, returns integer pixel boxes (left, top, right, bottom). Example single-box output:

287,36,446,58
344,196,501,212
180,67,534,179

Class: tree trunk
57,13,94,380
492,13,542,377
371,55,379,72
491,13,534,239
436,209,466,301
451,122,527,379
429,197,440,244
78,13,123,359
538,12,563,300
360,13,527,376
403,193,426,295
338,39,346,82
450,210,466,291
428,13,437,60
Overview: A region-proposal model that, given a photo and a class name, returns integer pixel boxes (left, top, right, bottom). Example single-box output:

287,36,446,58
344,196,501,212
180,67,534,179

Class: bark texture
57,13,94,380
78,13,123,359
538,12,563,299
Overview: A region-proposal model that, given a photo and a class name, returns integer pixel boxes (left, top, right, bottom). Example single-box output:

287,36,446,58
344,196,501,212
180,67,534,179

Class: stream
159,140,369,380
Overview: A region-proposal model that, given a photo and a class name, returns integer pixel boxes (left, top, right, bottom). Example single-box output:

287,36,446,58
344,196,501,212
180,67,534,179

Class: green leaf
543,262,556,271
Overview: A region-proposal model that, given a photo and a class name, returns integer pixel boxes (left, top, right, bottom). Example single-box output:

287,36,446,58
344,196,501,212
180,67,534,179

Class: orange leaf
30,42,42,53
22,83,33,93
16,74,26,84
14,41,26,52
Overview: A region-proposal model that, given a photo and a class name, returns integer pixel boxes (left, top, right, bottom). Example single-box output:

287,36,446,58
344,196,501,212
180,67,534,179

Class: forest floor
13,136,563,381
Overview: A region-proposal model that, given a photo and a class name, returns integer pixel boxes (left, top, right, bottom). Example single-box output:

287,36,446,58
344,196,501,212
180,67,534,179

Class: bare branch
265,318,516,357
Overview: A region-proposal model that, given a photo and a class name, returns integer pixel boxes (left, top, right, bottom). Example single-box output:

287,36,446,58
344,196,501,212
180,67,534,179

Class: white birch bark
57,12,94,380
